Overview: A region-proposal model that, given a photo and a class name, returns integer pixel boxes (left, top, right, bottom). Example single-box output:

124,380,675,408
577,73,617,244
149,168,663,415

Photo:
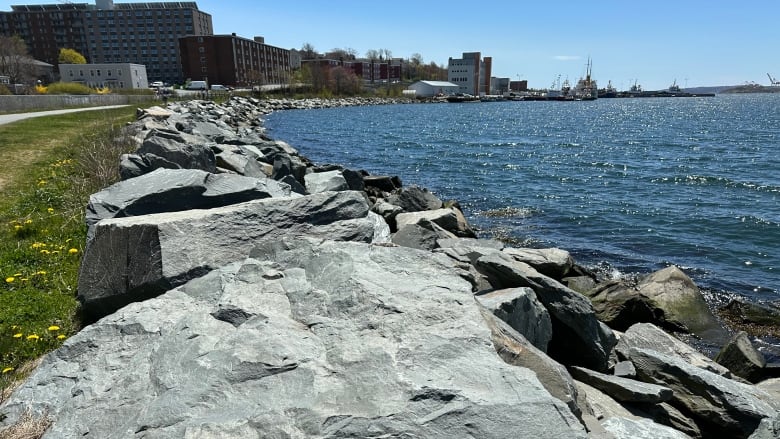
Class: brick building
0,0,213,83
179,34,292,88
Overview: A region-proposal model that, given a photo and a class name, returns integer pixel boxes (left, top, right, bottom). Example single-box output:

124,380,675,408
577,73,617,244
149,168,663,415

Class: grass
0,107,138,402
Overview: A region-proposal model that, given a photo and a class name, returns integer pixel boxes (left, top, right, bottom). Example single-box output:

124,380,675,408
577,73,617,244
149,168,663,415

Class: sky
2,0,780,90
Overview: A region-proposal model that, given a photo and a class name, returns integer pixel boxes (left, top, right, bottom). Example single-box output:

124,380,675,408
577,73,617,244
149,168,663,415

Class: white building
407,80,459,98
58,63,148,90
447,52,492,95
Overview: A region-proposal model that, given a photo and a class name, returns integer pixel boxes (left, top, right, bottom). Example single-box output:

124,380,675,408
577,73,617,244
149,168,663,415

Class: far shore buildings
447,52,491,95
59,62,148,89
0,0,213,83
179,34,291,88
406,80,458,97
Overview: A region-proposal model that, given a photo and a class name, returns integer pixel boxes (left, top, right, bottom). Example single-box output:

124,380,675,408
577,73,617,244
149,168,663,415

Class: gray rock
138,129,217,173
749,414,780,439
85,168,291,241
279,174,307,194
395,208,473,238
715,331,767,383
3,240,589,438
615,323,733,377
480,308,583,422
636,266,726,341
341,168,365,192
502,247,575,280
363,175,401,192
582,280,684,332
628,347,780,439
304,170,349,193
601,417,693,439
78,191,381,321
564,275,599,294
385,185,442,212
370,199,403,229
212,144,268,178
569,366,673,404
626,403,702,439
614,361,637,378
475,252,616,371
475,288,552,352
391,219,457,251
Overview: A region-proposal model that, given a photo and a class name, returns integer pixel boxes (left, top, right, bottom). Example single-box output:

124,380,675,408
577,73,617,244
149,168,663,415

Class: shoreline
2,96,777,437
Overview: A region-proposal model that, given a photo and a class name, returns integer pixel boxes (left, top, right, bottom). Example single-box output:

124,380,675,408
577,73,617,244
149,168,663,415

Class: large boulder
568,366,673,404
475,252,616,371
78,191,382,321
628,347,780,439
601,417,693,439
475,288,553,352
391,219,457,251
615,323,733,378
502,247,575,280
3,240,588,438
715,331,767,383
304,170,349,194
635,266,726,341
385,185,442,212
137,128,217,173
85,168,291,240
395,208,474,238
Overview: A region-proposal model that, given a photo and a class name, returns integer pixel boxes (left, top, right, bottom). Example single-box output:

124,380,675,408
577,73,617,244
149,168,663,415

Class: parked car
211,84,230,91
185,80,207,90
150,81,164,88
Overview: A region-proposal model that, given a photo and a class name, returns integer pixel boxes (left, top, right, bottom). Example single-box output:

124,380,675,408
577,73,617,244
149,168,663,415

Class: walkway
0,105,130,126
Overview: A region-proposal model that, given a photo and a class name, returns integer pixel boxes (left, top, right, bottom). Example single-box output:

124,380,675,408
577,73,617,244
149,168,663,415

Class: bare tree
0,35,35,84
300,43,318,60
365,49,380,61
379,48,393,61
325,48,357,61
329,66,361,95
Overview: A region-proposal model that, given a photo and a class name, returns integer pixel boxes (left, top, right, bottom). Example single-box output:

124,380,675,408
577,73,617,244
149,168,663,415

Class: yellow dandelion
13,273,21,277
2,367,14,374
26,334,39,341
52,250,60,255
36,270,47,275
5,277,14,283
24,219,33,224
48,325,60,331
57,334,66,340
14,225,22,230
68,248,79,255
40,250,50,255
37,180,47,186
47,207,54,214
12,333,22,338
20,278,28,282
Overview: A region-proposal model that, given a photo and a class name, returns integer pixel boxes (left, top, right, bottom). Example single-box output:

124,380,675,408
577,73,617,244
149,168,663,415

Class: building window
96,69,101,76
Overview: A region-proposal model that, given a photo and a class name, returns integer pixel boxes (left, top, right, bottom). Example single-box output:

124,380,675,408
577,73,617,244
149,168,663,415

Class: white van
185,80,207,90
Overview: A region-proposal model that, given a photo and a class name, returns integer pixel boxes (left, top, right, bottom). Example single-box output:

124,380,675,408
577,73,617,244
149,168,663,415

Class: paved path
0,105,130,126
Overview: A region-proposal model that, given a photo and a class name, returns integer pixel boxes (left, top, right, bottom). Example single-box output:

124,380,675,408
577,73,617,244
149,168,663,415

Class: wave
651,174,780,193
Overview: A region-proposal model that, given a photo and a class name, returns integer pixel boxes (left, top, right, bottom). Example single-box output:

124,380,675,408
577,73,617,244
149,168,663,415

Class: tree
329,66,361,95
0,35,35,84
365,49,380,61
58,48,87,64
300,43,318,60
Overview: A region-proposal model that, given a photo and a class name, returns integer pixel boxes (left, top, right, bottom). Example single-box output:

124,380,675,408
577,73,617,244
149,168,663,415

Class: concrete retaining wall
0,94,154,113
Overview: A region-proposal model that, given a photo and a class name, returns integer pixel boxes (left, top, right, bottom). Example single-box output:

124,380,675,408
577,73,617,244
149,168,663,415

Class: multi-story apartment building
179,34,291,87
0,0,213,83
447,52,492,95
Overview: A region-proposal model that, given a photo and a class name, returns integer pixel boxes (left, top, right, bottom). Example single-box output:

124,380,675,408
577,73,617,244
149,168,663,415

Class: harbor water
265,94,779,319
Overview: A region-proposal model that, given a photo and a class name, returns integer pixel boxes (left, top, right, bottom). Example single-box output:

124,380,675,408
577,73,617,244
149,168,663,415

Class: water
264,95,780,309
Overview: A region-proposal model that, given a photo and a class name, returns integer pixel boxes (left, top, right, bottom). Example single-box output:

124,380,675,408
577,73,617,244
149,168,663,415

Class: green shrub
45,82,93,95
0,84,10,95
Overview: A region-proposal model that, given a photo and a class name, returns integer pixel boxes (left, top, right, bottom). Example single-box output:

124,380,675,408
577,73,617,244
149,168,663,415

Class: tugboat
598,80,618,98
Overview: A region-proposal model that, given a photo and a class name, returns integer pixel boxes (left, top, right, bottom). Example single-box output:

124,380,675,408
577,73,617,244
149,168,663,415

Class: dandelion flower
2,367,13,374
36,270,47,275
13,273,21,277
48,325,60,331
57,335,66,340
24,219,33,224
12,333,22,338
14,225,22,230
47,207,54,214
5,277,14,283
68,248,78,255
40,250,50,255
37,180,47,186
26,334,39,341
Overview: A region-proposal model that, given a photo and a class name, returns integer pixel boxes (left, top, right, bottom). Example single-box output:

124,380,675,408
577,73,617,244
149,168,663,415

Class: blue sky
2,0,779,90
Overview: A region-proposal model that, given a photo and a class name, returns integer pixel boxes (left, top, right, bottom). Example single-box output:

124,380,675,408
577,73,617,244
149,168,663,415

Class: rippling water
265,94,780,306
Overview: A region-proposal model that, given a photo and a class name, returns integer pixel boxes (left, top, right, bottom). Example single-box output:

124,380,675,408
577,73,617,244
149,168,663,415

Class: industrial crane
768,73,780,86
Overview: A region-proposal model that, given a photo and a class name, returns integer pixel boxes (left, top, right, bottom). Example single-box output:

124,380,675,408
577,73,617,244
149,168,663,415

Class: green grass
0,107,138,396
